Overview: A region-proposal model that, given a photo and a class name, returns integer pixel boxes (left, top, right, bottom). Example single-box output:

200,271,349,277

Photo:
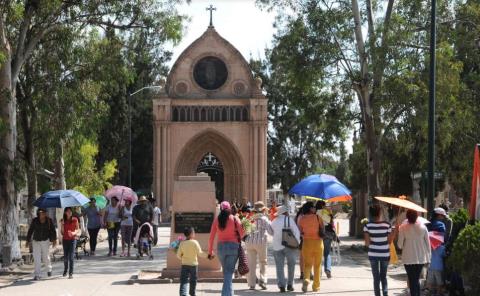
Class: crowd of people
25,195,162,280
25,195,457,296
173,199,337,296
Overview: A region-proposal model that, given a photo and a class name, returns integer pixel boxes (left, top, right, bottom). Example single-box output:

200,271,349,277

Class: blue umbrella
34,190,90,208
288,174,352,201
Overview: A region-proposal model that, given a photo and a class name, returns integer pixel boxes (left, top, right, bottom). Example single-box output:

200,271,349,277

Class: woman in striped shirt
364,204,396,296
245,201,273,290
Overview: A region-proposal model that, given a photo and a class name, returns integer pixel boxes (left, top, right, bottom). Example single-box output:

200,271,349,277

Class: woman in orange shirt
298,201,324,293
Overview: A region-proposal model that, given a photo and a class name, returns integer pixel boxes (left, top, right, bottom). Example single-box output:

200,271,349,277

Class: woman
104,196,121,256
295,203,308,280
245,201,273,290
208,201,245,296
61,207,80,279
397,209,431,296
298,201,324,293
84,198,102,255
364,204,396,296
26,208,57,280
120,199,134,257
316,200,335,278
272,205,300,292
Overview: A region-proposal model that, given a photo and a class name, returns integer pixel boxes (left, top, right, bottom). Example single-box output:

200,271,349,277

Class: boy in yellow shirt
177,227,208,296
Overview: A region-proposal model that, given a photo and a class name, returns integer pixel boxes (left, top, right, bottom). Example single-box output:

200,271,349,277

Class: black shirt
132,203,153,224
27,217,57,242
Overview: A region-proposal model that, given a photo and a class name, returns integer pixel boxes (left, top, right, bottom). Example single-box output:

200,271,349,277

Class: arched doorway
197,152,224,202
174,129,245,202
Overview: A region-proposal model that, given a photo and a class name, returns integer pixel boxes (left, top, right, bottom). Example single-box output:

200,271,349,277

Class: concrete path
0,219,410,295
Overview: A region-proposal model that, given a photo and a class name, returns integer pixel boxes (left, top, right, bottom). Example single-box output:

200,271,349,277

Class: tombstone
161,173,222,279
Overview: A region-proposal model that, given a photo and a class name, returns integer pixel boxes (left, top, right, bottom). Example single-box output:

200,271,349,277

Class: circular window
193,56,228,90
175,81,189,95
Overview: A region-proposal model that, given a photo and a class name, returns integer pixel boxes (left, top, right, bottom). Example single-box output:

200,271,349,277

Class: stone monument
161,173,222,279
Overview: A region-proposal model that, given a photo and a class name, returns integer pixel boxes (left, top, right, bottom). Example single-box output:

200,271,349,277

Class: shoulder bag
234,218,250,276
282,216,300,249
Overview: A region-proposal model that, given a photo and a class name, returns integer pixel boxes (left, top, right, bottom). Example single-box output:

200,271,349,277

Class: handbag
234,219,250,276
316,215,326,238
282,216,299,249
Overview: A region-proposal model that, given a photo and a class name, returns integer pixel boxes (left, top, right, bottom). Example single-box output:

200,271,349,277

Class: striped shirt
245,214,273,245
363,221,392,260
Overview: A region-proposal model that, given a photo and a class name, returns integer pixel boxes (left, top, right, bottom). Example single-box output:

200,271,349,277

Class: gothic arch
174,129,245,201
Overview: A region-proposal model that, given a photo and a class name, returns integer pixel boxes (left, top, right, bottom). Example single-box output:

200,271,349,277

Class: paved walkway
0,219,409,295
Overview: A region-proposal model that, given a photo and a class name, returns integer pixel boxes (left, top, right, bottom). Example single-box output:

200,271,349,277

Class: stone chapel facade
152,26,268,215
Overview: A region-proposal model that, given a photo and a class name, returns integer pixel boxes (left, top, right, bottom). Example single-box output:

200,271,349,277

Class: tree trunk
0,17,21,260
358,88,382,199
53,141,66,242
20,103,37,221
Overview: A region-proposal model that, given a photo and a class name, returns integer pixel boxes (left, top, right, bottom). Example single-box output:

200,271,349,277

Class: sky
169,0,277,67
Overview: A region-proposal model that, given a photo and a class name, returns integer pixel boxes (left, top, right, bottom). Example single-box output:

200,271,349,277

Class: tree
257,0,459,199
1,0,186,259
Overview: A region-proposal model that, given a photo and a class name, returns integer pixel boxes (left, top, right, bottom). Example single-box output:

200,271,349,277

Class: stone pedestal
162,174,222,279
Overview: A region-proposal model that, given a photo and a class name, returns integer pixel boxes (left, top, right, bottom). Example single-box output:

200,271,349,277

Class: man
272,205,300,292
151,199,162,246
26,208,57,280
132,196,154,242
316,200,335,278
438,204,453,243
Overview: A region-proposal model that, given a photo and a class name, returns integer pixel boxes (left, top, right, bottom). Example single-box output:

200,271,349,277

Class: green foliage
448,223,480,295
66,140,117,197
450,208,469,225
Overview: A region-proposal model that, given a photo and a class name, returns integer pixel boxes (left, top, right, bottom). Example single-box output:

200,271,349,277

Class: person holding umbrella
26,208,57,280
298,201,324,293
120,199,134,257
104,196,121,256
61,207,80,278
397,209,431,296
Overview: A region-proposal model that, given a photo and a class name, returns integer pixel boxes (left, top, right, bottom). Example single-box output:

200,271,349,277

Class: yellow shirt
177,239,207,266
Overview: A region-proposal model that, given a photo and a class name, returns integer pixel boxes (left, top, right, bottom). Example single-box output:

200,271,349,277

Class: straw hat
254,201,267,212
138,195,148,202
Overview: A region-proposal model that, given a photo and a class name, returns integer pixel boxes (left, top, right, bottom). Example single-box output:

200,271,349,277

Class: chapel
152,20,268,215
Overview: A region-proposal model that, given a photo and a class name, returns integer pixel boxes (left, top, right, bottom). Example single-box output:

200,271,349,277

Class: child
427,239,446,296
177,227,208,296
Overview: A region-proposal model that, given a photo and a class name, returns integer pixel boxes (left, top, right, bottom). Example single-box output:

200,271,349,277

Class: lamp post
128,86,162,188
427,0,437,214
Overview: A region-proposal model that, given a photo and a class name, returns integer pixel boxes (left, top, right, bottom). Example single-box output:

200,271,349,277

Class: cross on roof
206,5,216,27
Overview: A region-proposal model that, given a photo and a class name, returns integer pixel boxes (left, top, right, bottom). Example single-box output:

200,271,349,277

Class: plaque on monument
174,212,214,233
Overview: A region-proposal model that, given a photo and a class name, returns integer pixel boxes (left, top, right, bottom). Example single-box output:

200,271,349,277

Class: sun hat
138,195,148,202
220,201,231,211
254,201,267,212
275,205,289,216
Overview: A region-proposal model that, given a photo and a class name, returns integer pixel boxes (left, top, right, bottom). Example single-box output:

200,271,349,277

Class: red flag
469,144,480,220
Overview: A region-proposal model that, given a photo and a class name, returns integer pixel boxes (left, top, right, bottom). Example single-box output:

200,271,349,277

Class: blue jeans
180,265,198,296
63,239,76,275
273,247,297,288
217,242,239,296
107,222,120,253
370,259,389,296
323,238,332,272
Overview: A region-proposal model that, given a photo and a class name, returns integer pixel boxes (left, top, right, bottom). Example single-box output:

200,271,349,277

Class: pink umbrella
105,185,138,205
429,231,444,250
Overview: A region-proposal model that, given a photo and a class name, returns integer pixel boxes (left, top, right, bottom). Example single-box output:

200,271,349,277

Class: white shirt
152,207,161,226
397,222,431,265
271,215,301,251
121,207,133,226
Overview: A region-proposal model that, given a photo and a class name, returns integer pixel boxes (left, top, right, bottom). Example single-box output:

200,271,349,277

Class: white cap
434,207,447,216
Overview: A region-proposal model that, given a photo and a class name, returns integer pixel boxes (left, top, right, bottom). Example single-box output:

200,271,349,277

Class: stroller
75,234,90,259
134,222,154,260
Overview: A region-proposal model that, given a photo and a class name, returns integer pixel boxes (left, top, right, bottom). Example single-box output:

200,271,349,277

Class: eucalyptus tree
0,0,186,259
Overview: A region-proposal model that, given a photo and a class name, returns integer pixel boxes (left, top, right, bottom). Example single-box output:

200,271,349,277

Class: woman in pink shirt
208,201,245,296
